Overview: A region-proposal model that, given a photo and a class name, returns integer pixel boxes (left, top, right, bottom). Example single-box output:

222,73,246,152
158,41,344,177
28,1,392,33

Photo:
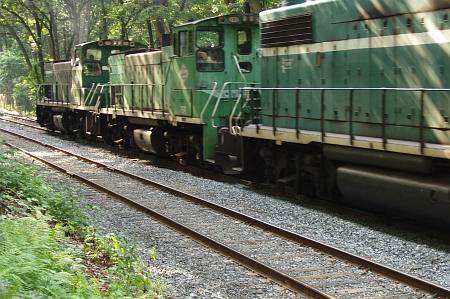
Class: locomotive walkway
0,115,449,298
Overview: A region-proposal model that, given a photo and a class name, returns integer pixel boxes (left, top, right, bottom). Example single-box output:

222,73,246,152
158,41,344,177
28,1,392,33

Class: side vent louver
261,14,313,48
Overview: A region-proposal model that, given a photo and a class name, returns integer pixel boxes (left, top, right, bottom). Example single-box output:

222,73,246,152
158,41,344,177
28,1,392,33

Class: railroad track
0,114,46,131
0,112,37,124
0,126,449,298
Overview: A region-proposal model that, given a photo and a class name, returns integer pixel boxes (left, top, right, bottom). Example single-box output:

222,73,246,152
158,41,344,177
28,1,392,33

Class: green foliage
0,152,163,298
13,76,36,113
0,51,27,97
0,217,100,298
0,152,87,231
0,51,36,112
84,231,162,298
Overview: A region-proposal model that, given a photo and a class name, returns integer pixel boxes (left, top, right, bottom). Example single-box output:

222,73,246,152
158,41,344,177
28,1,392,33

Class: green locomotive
103,14,260,167
37,40,142,133
233,0,450,226
36,1,450,226
37,14,260,170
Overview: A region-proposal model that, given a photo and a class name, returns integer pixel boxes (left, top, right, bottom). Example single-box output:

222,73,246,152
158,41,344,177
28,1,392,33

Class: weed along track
1,127,449,299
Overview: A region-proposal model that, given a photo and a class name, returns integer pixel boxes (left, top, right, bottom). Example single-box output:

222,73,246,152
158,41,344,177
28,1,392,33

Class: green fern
0,150,163,298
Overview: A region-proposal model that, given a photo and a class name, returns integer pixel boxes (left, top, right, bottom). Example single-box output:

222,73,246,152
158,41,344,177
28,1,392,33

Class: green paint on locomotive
109,49,168,111
50,40,142,107
108,14,260,161
255,0,449,145
172,15,261,160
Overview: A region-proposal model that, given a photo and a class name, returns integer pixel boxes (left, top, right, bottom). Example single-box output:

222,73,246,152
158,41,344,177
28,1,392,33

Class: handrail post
349,89,354,146
141,85,144,113
272,89,277,135
162,83,165,117
295,89,300,139
131,82,135,112
419,90,425,154
122,85,125,113
320,89,325,142
151,84,155,113
381,89,387,149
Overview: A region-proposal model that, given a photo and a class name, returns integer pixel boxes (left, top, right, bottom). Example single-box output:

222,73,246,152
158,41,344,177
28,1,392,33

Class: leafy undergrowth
0,148,163,298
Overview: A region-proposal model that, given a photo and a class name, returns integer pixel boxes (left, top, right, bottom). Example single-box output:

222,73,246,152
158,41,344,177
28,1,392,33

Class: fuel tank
132,128,167,155
336,165,450,228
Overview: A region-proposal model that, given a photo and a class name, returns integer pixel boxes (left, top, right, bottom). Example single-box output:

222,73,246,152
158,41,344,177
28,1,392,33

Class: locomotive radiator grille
261,14,313,48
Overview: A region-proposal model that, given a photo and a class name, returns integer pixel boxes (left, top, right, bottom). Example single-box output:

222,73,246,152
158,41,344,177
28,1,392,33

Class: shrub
0,151,163,298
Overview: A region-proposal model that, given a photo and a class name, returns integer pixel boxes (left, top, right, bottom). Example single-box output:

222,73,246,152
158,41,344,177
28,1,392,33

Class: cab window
197,50,224,72
83,48,102,76
196,28,223,48
83,61,102,76
178,30,193,56
73,48,80,66
196,28,224,72
237,28,252,55
85,48,102,61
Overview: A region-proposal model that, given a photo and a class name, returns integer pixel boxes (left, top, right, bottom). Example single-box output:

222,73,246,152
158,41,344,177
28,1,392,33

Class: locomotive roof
74,40,137,48
176,15,226,26
175,13,257,27
260,0,450,23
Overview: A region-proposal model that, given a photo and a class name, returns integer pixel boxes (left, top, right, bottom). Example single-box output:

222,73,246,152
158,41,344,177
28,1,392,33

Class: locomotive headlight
228,16,240,23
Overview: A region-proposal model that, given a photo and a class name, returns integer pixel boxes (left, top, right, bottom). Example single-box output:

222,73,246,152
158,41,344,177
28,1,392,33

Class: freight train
36,0,450,228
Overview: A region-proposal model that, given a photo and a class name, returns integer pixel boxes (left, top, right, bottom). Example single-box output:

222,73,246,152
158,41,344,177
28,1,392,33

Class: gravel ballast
0,120,449,290
0,143,298,298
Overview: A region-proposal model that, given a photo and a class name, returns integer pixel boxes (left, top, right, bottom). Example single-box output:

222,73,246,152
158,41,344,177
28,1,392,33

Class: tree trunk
3,23,32,70
146,19,155,48
120,19,127,40
100,0,108,39
49,7,60,60
248,0,262,13
35,21,45,82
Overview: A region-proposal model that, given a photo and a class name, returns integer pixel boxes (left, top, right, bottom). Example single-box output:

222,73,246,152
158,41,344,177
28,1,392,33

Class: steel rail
1,125,449,298
0,117,46,131
0,112,37,123
2,137,331,299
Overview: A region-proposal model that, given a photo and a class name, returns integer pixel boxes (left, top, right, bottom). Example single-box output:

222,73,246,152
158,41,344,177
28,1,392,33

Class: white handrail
200,82,218,123
210,82,260,128
228,93,243,135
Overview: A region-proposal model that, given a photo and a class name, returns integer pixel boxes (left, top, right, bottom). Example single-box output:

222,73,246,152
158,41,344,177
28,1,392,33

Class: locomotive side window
73,48,80,66
196,28,224,72
196,50,225,72
83,48,102,76
196,28,223,48
85,48,102,61
237,28,252,55
179,30,193,56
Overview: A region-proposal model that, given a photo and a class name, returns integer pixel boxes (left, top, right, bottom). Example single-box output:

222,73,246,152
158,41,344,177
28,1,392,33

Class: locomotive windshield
83,48,102,76
237,28,252,55
196,28,224,72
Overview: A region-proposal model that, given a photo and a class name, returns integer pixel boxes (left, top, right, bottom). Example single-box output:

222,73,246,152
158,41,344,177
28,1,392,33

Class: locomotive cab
169,14,260,167
36,40,142,133
71,40,140,107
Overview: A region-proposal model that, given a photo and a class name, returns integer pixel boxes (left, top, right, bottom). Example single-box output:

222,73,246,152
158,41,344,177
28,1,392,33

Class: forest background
0,0,282,112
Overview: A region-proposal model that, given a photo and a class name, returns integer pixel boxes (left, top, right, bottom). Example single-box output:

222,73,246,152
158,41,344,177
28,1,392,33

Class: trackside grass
0,145,164,298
